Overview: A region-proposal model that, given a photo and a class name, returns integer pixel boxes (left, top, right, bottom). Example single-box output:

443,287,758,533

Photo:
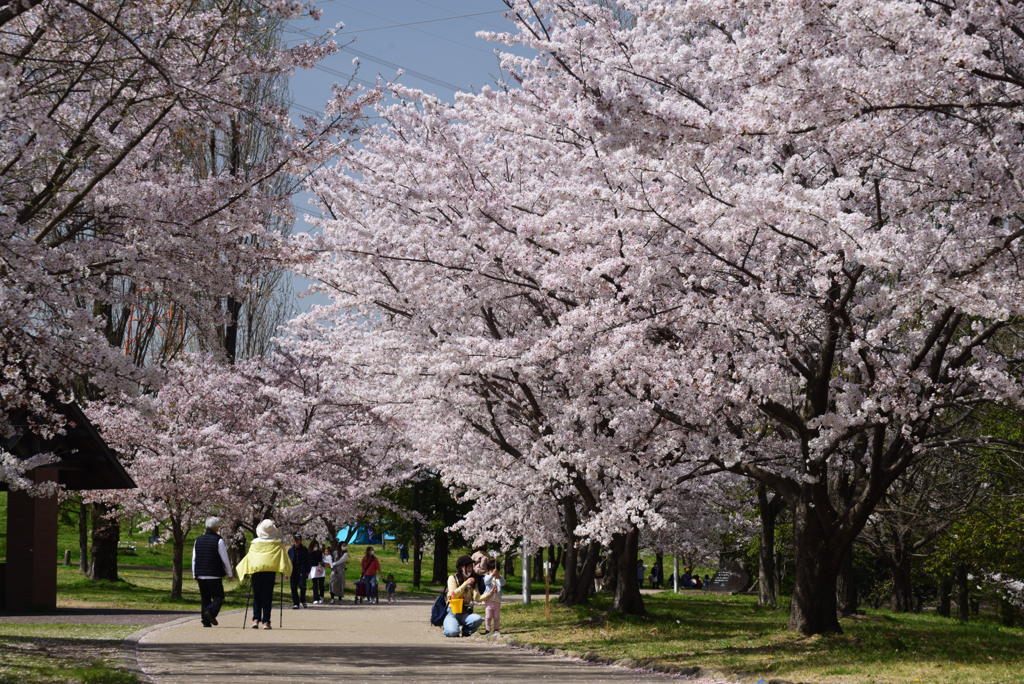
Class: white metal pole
673,555,679,593
522,542,531,605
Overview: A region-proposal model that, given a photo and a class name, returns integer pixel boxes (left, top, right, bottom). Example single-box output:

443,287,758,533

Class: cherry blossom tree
89,349,412,591
0,0,372,490
298,0,1024,635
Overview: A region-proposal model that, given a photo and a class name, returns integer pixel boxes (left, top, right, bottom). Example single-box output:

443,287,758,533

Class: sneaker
251,621,259,629
331,598,336,604
263,623,272,630
208,614,218,626
202,622,212,628
292,604,300,610
302,603,307,608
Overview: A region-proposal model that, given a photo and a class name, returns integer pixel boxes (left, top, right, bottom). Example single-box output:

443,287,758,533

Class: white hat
256,519,280,541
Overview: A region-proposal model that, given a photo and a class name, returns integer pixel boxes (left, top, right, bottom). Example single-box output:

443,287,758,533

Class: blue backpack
430,576,454,626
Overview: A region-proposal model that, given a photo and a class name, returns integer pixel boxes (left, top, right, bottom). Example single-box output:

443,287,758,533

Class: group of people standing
284,534,356,607
442,551,504,638
190,517,399,631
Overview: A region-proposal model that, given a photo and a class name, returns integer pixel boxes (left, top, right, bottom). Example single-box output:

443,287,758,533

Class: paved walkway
0,608,192,626
134,598,734,683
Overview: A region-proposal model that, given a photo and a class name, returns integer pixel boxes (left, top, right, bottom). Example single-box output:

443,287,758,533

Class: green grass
499,591,1024,684
0,623,140,684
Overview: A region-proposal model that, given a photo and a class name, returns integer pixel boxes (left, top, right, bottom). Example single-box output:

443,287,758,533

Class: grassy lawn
0,623,140,684
499,591,1024,684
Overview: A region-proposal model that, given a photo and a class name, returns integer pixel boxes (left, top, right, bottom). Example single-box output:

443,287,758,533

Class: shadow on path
139,641,646,683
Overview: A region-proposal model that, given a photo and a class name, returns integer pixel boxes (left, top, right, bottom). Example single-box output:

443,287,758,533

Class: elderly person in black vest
192,516,233,627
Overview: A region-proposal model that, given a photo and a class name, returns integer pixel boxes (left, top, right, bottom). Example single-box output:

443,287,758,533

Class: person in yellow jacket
444,555,495,637
236,519,292,630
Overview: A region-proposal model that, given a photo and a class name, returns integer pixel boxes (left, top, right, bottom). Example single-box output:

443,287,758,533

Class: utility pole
544,561,551,620
522,541,531,605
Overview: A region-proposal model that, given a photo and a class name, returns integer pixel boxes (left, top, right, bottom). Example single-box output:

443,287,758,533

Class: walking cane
279,572,284,628
242,579,252,629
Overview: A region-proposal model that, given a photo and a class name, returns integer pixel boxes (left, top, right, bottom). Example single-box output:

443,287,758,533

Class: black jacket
193,531,226,578
288,544,311,577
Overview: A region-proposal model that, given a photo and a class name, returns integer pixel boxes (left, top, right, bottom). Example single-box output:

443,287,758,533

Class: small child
482,559,503,635
385,573,397,603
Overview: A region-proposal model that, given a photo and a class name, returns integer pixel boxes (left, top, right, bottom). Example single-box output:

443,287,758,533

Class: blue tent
336,526,395,545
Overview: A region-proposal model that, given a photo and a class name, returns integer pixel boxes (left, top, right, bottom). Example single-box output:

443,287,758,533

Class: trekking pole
279,572,284,628
242,579,252,629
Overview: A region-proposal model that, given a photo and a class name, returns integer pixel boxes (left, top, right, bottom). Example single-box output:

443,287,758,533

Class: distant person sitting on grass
192,516,233,628
444,555,496,638
703,574,711,589
681,567,692,589
236,519,292,630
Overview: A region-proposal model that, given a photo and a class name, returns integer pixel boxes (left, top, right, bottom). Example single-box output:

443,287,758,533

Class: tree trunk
78,499,89,573
774,547,783,600
88,502,119,582
170,519,185,599
889,551,913,613
757,484,783,608
412,482,422,588
560,541,578,605
654,553,664,588
532,546,545,582
431,529,449,584
548,544,562,582
503,551,515,578
956,562,969,623
937,578,953,618
604,542,619,596
788,500,842,635
225,522,246,569
609,528,645,615
836,548,858,617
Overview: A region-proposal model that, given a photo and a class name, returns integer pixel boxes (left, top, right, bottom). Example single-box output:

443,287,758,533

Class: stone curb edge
120,609,246,684
474,633,812,684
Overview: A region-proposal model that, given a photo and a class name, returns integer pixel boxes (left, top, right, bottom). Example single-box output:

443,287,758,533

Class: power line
288,24,465,93
411,0,509,33
341,46,463,92
329,3,497,55
334,10,506,35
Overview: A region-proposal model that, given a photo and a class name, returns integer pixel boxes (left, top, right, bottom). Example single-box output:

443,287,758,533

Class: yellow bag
449,597,464,614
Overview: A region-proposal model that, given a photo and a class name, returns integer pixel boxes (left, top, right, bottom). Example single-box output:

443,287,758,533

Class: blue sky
284,0,522,309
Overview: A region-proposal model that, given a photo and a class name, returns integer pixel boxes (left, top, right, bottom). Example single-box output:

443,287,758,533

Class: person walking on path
236,519,292,630
361,546,381,604
444,555,495,638
192,517,233,628
329,542,349,603
288,533,311,609
308,540,326,604
399,543,409,564
482,558,503,635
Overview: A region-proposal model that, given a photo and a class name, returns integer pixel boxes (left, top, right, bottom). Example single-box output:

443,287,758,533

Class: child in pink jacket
482,559,503,634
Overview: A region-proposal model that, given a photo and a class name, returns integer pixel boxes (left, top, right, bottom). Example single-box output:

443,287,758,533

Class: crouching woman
444,555,494,638
236,519,293,630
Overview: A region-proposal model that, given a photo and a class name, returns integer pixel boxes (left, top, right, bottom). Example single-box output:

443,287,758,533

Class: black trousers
251,571,275,624
198,578,225,624
311,576,325,602
290,574,307,605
